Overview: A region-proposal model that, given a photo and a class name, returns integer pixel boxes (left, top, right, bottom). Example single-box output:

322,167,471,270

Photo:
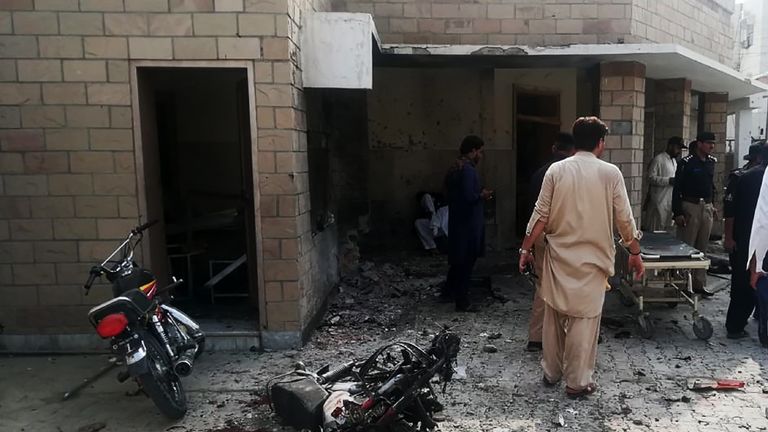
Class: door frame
130,61,266,329
513,85,562,237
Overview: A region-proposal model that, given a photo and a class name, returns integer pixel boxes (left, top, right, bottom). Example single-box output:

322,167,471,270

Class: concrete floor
2,255,768,432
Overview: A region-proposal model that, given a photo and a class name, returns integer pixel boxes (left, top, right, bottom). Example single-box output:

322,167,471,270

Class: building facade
0,0,765,351
731,0,768,164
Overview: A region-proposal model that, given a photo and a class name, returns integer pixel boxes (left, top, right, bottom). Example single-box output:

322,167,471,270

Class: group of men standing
440,116,768,398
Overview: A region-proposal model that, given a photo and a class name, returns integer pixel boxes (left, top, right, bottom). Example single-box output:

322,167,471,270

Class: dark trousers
446,258,477,309
726,249,756,334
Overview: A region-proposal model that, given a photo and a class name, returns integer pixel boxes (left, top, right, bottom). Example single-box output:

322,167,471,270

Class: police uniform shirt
731,164,767,248
672,154,717,217
723,167,745,220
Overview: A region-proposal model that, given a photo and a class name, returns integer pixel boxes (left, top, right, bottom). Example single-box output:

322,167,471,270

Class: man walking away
672,132,718,297
519,117,644,398
646,137,685,232
444,135,493,312
526,132,576,352
725,143,768,340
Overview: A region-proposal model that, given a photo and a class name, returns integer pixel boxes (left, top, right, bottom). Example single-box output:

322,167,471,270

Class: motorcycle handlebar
132,219,158,235
83,266,102,294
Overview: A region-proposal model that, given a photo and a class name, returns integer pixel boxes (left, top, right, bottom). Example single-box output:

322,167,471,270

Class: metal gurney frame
612,231,713,340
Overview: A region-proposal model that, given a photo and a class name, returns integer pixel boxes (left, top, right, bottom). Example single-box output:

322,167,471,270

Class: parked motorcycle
269,327,461,431
83,220,205,419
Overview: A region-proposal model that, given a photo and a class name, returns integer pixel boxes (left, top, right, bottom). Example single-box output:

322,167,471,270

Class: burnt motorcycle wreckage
268,328,461,431
69,220,205,419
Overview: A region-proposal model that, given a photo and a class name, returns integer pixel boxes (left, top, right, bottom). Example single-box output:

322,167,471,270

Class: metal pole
62,359,118,401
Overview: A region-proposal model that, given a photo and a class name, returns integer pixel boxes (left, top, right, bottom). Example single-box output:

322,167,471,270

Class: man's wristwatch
519,248,531,255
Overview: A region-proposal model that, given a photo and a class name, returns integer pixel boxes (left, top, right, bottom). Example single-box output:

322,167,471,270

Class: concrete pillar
701,92,729,236
654,79,692,154
599,61,646,225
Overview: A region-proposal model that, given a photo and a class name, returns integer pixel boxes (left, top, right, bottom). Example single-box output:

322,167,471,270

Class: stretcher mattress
637,231,703,260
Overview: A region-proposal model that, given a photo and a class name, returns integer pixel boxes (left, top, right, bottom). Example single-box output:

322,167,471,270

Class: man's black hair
554,132,575,152
667,136,684,148
460,135,485,155
572,117,608,151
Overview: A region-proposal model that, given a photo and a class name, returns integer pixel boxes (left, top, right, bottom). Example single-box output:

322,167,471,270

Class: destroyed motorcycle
83,220,205,419
269,327,461,431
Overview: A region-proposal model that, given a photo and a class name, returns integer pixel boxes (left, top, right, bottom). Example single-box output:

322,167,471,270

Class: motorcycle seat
88,288,155,325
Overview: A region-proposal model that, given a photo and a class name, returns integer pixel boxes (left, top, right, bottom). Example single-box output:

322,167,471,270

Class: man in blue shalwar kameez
442,135,493,312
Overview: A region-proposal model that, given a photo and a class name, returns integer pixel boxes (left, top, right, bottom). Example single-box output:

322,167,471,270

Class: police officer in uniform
724,143,764,253
672,132,718,297
724,142,768,340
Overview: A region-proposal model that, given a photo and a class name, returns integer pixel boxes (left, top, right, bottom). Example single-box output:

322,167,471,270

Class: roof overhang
377,43,768,101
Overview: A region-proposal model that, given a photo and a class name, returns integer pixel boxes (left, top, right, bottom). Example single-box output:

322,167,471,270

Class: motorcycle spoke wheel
137,333,188,419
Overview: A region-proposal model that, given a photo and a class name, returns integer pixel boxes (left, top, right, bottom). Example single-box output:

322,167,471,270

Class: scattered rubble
320,260,445,332
482,344,499,353
77,423,106,432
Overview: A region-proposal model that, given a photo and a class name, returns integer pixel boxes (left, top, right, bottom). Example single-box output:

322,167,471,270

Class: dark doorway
515,90,561,237
137,67,259,329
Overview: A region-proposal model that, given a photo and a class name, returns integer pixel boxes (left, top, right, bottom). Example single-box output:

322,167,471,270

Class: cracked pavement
1,253,767,432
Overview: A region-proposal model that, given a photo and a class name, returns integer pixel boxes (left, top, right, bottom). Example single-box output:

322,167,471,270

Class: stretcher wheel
637,314,654,339
693,317,713,340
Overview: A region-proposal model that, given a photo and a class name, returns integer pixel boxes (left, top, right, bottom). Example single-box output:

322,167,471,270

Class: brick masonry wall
333,0,735,68
701,92,728,220
0,0,328,336
335,0,634,45
653,79,692,155
600,61,646,222
630,0,734,66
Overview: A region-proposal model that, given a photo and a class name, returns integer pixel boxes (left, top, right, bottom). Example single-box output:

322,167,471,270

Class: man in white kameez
519,116,644,398
646,137,684,232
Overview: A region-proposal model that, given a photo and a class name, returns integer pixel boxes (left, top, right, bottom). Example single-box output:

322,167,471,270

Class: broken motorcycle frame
81,220,205,419
268,327,461,432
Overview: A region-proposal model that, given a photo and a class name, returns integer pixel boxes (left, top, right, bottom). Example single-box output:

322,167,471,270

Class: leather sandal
565,383,598,398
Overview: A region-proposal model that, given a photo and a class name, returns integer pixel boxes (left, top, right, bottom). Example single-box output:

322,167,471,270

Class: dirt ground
2,252,768,432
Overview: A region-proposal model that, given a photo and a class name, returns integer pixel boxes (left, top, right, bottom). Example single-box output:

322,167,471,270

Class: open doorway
136,67,259,329
515,90,561,237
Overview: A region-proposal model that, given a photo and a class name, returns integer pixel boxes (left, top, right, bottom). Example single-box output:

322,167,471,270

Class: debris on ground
77,423,107,432
554,413,566,427
320,260,445,333
483,344,499,353
687,378,745,391
664,393,692,403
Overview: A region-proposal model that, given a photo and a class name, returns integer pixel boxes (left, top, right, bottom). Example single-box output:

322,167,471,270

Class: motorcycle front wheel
137,332,188,419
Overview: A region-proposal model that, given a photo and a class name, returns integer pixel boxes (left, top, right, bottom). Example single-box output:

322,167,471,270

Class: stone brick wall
701,92,728,222
599,61,646,220
335,0,633,45
653,78,692,155
333,0,735,67
0,0,332,339
630,0,735,66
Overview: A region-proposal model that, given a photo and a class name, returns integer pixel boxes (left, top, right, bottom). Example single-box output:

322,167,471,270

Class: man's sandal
565,383,598,398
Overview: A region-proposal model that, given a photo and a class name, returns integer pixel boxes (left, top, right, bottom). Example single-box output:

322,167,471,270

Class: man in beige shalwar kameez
519,117,644,398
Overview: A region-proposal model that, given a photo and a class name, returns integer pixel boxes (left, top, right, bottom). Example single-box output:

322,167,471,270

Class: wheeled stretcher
612,231,713,340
